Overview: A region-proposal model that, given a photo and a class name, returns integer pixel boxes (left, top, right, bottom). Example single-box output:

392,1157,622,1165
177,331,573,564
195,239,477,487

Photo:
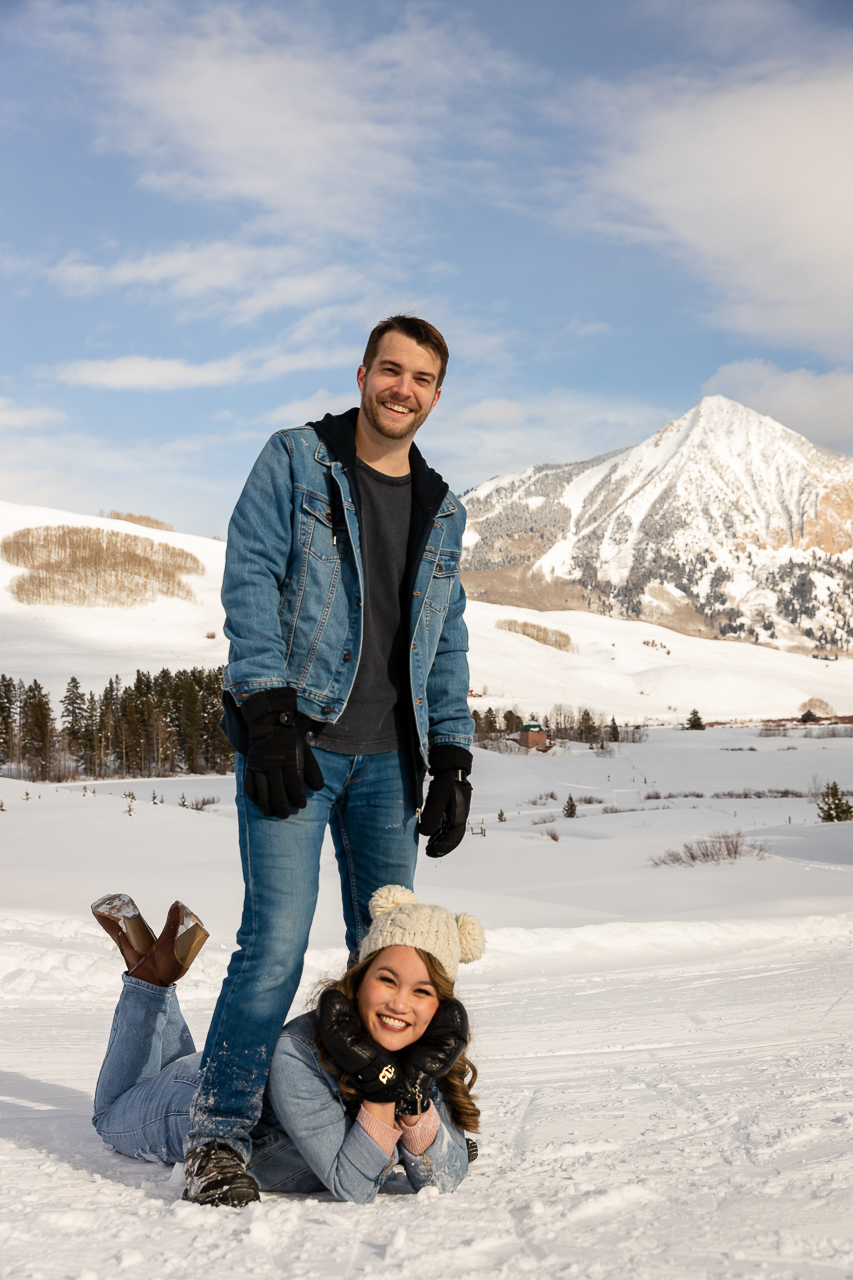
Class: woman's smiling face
357,946,440,1051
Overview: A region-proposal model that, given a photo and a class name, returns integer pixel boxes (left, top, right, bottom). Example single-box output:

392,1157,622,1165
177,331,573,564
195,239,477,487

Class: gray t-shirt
318,458,412,755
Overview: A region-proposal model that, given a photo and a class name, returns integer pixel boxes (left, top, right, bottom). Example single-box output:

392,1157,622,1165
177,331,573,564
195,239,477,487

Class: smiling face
356,945,440,1052
356,330,442,445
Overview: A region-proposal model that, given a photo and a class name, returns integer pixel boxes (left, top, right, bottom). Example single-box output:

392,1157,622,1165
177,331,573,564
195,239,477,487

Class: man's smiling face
357,330,442,444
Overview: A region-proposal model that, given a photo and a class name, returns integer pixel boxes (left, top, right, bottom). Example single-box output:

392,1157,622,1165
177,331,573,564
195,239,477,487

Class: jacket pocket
299,492,345,562
425,550,460,615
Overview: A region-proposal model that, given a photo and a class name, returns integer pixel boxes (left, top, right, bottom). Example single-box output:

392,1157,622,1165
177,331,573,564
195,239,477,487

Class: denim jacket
248,1013,470,1201
220,409,474,765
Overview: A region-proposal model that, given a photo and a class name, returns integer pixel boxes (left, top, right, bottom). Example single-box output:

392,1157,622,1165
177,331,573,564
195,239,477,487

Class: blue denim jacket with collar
221,408,474,765
248,1013,470,1201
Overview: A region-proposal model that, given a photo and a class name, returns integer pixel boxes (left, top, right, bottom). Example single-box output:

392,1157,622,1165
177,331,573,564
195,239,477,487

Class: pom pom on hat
368,884,417,920
359,885,486,980
456,912,486,964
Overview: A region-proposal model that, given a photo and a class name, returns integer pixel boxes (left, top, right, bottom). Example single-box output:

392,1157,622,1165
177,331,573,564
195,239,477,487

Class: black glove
397,999,469,1116
316,988,401,1103
240,687,324,819
418,746,472,857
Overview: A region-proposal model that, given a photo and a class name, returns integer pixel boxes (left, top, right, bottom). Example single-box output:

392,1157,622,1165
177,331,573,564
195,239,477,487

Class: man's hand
397,999,469,1115
317,988,401,1103
418,746,473,857
240,687,324,819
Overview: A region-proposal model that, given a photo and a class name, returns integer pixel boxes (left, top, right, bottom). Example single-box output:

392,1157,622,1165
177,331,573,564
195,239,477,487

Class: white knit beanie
358,885,486,981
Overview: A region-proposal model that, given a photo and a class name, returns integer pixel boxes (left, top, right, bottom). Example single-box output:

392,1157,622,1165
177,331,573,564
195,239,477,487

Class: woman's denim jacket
248,1013,470,1201
221,408,474,766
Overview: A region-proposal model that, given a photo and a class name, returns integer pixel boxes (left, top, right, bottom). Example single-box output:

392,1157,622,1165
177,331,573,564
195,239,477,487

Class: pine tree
687,708,705,730
20,680,55,781
578,709,596,743
608,716,620,742
497,809,506,822
563,794,577,818
817,781,853,823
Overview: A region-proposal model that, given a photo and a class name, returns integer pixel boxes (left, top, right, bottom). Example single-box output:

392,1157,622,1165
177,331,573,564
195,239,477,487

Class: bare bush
532,814,555,825
602,804,641,814
644,789,661,799
496,618,576,653
188,795,220,812
815,725,853,738
2,525,203,607
759,724,788,737
651,830,768,867
526,790,558,805
105,511,174,531
576,794,601,805
544,826,559,842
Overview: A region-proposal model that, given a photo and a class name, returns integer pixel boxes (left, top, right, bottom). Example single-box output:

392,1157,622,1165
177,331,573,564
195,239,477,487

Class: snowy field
2,727,853,1278
3,496,853,723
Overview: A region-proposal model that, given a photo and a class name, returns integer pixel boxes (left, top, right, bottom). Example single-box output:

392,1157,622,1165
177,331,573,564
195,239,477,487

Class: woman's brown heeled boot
127,902,209,987
91,893,157,969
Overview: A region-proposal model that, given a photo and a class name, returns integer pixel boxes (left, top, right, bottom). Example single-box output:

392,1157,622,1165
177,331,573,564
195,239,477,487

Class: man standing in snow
184,315,474,1206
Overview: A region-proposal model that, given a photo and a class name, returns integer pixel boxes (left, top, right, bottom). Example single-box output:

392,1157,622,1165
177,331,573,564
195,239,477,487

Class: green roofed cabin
519,722,548,750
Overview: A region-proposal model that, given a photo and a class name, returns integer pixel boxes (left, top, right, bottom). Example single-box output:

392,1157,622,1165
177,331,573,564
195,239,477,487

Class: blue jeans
93,974,198,1164
185,745,419,1161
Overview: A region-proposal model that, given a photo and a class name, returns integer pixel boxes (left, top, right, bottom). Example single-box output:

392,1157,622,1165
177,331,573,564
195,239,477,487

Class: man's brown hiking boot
182,1141,260,1207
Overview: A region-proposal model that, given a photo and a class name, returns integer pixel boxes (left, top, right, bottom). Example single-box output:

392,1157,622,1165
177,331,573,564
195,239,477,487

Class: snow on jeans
184,744,419,1163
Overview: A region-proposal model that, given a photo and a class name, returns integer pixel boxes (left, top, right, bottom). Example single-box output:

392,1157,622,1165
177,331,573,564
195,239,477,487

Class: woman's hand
317,988,402,1103
397,999,469,1116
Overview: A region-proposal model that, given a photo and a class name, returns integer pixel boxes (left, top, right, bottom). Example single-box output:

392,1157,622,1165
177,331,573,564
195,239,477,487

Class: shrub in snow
563,795,577,818
497,809,506,822
495,618,575,652
686,708,705,730
817,782,853,823
651,831,767,866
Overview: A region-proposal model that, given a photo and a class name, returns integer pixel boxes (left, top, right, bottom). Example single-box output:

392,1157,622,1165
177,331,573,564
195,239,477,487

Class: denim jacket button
343,652,353,662
322,706,333,715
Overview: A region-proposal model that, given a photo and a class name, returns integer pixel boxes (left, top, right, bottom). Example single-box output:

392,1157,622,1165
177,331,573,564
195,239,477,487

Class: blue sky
2,0,853,535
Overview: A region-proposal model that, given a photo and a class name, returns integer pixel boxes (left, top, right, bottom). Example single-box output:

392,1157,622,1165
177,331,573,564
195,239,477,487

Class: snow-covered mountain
461,396,853,652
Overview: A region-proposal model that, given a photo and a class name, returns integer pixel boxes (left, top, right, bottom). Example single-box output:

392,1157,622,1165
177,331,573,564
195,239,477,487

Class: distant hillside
461,396,853,654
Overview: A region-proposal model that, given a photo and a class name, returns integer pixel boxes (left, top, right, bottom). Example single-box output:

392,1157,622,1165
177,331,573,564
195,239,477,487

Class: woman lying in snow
89,885,483,1205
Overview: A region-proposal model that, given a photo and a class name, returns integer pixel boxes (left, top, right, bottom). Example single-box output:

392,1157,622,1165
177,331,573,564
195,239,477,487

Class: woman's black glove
397,999,469,1116
317,988,401,1103
418,746,473,857
240,687,324,819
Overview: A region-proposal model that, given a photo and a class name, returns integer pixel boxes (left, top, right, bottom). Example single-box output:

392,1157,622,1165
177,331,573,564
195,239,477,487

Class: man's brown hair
362,315,449,388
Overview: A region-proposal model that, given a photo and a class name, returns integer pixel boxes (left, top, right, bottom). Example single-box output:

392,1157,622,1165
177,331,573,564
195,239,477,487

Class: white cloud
49,342,360,390
702,359,853,452
0,397,66,429
567,61,853,359
36,242,367,326
43,4,524,245
425,389,671,490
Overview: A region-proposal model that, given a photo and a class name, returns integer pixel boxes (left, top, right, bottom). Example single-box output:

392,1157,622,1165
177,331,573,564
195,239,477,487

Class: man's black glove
418,746,472,857
316,988,401,1103
240,687,324,819
397,999,469,1116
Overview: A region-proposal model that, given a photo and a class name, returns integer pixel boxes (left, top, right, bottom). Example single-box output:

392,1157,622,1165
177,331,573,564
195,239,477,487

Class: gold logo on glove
378,1065,395,1084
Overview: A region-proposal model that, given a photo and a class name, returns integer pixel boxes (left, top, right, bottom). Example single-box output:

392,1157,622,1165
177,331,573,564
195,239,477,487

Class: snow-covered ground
2,727,853,1277
3,490,852,722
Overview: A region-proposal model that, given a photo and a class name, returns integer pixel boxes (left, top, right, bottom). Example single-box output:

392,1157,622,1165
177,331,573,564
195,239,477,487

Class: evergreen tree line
0,668,233,781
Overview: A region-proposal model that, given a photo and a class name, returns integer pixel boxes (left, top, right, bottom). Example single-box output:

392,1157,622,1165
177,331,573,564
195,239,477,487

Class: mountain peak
462,398,853,653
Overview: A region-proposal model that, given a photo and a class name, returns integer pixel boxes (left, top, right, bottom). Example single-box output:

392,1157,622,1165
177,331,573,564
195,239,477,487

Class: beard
360,389,431,441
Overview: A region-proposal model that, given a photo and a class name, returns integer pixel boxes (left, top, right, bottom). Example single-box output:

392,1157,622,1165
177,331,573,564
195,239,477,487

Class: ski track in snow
2,732,853,1276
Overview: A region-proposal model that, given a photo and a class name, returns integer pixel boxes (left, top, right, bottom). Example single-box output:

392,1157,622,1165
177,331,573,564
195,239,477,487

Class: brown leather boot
91,893,156,969
127,901,209,987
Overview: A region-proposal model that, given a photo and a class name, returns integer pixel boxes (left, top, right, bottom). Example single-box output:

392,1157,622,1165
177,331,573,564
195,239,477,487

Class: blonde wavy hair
314,948,480,1134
